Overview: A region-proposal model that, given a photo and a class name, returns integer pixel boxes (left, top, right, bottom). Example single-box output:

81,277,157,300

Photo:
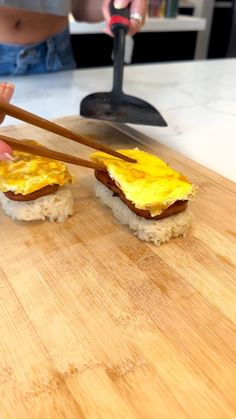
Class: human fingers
102,0,114,36
0,82,15,159
1,82,15,102
0,140,14,161
0,82,15,124
128,0,147,36
102,0,146,37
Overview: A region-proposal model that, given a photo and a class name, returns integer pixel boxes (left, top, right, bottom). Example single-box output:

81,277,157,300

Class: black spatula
80,2,167,127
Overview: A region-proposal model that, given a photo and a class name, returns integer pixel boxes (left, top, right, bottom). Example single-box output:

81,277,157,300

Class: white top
0,0,71,15
2,59,236,182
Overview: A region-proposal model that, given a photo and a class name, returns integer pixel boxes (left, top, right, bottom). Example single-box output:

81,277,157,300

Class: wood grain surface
0,117,235,419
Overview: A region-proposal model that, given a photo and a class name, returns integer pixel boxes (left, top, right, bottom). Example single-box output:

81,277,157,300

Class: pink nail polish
3,152,15,161
114,1,125,9
6,83,15,90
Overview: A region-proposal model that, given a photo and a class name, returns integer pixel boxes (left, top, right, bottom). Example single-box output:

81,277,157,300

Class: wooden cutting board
0,117,235,419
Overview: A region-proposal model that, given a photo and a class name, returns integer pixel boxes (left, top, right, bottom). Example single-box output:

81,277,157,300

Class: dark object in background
71,31,197,68
71,34,113,68
179,6,194,16
226,0,236,56
208,0,234,58
132,31,196,63
80,2,167,127
165,0,179,17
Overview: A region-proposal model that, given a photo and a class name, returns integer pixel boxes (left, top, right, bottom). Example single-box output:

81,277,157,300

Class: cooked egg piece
0,150,74,195
91,149,196,216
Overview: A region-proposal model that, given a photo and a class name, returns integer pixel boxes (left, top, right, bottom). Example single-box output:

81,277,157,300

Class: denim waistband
0,27,76,75
0,26,71,59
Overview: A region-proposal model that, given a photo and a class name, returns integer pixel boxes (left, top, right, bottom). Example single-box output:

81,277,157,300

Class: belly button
14,20,23,30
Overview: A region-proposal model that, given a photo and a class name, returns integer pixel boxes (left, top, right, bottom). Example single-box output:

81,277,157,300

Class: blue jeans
0,27,76,76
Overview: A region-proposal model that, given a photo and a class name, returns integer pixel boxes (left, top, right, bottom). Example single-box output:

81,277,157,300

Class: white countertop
69,15,206,34
2,59,236,182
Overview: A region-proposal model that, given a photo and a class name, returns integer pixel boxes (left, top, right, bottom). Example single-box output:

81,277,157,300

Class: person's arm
72,0,147,36
0,82,14,160
71,0,104,22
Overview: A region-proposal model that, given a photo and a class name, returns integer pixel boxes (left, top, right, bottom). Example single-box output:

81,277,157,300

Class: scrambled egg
91,149,196,216
0,150,74,195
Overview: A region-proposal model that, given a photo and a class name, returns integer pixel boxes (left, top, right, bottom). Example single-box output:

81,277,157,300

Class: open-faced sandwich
91,149,196,246
0,147,74,222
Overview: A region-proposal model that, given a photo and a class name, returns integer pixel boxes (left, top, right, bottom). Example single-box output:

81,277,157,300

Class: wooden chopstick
0,100,136,163
0,135,107,172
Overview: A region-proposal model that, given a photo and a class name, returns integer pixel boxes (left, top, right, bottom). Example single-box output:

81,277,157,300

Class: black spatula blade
80,92,167,126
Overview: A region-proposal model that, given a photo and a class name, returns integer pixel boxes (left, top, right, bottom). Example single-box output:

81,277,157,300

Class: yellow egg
91,149,196,216
0,149,74,195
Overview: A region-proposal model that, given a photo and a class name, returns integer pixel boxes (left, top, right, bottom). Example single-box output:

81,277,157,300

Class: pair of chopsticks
0,100,136,170
0,134,107,172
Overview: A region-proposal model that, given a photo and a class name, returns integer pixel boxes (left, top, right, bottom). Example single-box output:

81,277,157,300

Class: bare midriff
0,6,68,45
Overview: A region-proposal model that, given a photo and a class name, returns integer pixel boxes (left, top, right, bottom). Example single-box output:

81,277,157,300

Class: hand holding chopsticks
0,100,136,164
0,134,107,172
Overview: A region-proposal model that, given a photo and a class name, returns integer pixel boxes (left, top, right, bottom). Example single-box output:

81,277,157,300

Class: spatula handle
109,1,130,33
109,2,130,94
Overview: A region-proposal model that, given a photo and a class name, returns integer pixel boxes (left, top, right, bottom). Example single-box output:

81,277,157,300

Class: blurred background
70,0,236,68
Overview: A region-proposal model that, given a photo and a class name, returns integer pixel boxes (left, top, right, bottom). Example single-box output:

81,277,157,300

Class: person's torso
0,2,70,44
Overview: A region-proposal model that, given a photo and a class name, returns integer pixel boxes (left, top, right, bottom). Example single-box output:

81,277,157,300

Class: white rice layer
95,180,193,246
0,187,74,222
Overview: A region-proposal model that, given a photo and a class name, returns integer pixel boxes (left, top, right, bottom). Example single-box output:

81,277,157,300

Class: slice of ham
95,170,188,220
4,184,59,202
